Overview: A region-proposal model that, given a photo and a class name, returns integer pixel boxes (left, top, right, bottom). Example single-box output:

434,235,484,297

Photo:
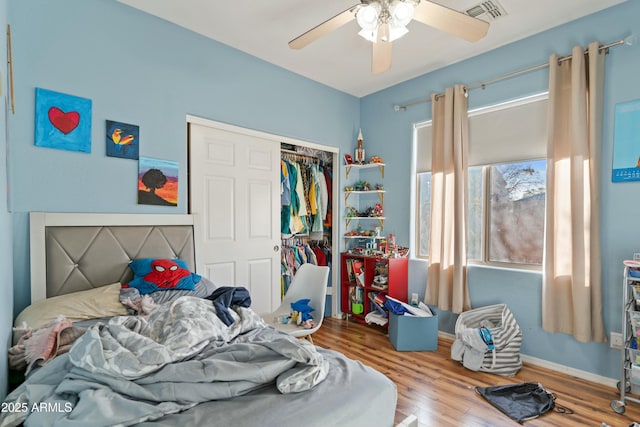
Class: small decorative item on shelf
355,180,370,191
344,153,353,165
375,183,384,190
387,234,396,253
346,206,359,218
370,156,383,163
355,129,366,164
396,246,410,257
372,275,389,291
368,203,383,217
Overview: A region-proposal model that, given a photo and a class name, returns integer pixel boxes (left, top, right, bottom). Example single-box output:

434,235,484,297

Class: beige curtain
425,85,470,314
543,41,606,343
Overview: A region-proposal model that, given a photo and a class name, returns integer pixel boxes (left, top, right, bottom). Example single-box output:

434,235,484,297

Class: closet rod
281,149,320,163
393,35,634,112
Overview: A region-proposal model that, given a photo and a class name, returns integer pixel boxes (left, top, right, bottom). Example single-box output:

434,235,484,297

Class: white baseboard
519,354,617,389
438,331,616,389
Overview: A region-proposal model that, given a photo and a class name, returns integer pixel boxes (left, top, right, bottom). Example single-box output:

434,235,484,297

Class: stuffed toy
290,299,315,329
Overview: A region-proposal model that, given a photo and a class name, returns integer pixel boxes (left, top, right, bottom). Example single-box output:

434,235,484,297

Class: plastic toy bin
388,312,438,351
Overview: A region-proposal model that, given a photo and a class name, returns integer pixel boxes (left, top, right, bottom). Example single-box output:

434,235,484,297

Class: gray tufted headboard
29,212,196,303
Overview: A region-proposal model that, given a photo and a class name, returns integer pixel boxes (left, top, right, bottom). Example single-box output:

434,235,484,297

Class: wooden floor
312,317,640,427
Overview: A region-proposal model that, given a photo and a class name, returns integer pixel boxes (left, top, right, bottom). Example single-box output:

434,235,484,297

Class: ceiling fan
289,0,490,74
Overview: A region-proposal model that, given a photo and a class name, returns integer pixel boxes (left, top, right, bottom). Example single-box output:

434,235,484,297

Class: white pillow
14,283,129,333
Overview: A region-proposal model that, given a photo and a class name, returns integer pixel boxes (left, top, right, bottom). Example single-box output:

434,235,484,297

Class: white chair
262,263,330,343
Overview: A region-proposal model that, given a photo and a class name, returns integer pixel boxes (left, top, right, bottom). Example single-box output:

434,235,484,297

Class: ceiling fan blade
288,4,359,49
413,1,489,42
372,24,392,74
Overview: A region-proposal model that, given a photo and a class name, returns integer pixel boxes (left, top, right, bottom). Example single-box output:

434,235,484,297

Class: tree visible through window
487,160,546,265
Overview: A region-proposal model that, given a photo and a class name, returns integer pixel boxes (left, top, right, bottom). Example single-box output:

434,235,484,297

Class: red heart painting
48,107,80,135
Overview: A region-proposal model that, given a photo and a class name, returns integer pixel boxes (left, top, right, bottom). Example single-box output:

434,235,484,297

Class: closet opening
280,143,336,317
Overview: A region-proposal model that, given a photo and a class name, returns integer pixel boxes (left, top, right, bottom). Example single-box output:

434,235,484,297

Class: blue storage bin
388,312,438,351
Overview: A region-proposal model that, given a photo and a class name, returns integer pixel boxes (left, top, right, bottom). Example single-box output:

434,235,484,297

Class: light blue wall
7,0,640,384
1,0,12,401
361,1,640,379
8,0,359,315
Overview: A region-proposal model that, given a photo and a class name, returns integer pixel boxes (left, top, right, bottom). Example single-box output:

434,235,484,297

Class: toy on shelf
368,203,383,217
355,129,366,164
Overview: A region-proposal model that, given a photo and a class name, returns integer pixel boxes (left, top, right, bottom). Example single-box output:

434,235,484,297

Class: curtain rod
393,35,635,112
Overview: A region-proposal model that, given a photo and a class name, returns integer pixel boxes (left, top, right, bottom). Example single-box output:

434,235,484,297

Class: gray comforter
1,296,329,427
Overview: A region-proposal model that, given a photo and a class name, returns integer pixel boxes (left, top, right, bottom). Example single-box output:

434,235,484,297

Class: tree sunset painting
137,157,178,206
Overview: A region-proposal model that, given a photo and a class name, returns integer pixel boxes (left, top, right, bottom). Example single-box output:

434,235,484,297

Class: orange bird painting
118,134,135,146
106,120,139,159
111,128,122,144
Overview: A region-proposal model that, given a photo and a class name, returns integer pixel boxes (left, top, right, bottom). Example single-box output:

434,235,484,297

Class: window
414,93,548,268
487,160,546,264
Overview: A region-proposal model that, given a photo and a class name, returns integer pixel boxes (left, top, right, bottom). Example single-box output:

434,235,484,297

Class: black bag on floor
475,382,555,424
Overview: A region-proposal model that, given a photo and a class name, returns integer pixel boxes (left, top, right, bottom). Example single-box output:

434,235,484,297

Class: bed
1,212,397,427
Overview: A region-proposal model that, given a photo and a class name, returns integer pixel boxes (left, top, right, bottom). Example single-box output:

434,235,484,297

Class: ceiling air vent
466,0,507,21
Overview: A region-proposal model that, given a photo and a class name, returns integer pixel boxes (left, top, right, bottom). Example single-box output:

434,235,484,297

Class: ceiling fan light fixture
389,0,415,27
358,28,378,42
289,0,490,75
387,24,408,42
356,3,381,31
357,1,411,43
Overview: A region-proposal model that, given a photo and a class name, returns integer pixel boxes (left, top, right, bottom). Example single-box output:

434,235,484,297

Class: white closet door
189,123,281,314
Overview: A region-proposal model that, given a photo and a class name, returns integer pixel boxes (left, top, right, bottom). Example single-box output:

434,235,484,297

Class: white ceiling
118,0,626,97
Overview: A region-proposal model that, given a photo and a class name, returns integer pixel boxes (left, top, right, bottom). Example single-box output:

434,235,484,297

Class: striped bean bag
452,303,523,376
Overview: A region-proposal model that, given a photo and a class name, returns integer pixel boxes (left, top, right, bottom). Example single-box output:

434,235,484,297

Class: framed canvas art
34,88,92,153
137,157,178,206
106,120,139,159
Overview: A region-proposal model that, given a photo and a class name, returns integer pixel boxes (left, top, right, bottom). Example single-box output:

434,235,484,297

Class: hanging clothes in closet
280,155,332,239
280,149,333,299
280,239,332,297
323,166,333,231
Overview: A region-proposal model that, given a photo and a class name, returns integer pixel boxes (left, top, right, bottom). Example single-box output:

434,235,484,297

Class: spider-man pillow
123,258,201,295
